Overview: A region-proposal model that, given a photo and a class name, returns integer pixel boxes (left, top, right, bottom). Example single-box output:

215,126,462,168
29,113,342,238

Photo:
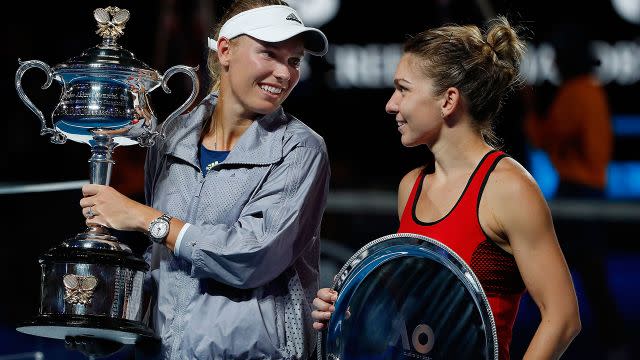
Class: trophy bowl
14,6,199,344
15,7,198,148
318,233,498,360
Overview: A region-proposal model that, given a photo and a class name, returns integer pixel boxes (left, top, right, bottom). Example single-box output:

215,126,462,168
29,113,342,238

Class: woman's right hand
312,287,337,330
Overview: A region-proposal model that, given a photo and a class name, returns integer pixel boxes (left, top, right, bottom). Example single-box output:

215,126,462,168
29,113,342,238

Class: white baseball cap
207,5,328,56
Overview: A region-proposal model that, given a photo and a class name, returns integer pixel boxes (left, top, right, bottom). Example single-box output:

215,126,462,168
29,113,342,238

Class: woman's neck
203,95,254,150
429,123,492,178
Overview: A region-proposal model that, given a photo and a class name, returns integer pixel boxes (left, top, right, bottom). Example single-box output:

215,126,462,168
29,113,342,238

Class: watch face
151,221,169,238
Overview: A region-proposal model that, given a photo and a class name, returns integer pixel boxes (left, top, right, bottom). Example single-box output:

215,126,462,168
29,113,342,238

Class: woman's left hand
80,184,151,231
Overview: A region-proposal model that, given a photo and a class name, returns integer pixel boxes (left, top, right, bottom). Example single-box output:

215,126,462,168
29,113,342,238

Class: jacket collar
161,93,288,168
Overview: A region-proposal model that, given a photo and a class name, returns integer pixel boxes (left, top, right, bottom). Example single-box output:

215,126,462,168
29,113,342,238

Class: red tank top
398,150,525,360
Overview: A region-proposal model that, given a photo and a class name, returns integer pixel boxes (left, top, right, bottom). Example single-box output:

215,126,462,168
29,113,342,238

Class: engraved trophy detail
15,6,199,344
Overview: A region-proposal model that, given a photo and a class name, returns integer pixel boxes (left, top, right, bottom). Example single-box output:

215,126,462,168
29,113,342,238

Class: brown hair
206,0,290,93
403,16,526,146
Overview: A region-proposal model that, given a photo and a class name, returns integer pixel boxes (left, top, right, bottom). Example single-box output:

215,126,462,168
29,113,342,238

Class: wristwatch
148,214,173,244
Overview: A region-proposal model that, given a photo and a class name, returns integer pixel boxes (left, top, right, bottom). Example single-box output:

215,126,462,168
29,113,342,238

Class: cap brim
245,25,328,56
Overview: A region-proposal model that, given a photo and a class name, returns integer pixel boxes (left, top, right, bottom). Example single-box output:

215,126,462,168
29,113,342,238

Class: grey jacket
143,94,330,359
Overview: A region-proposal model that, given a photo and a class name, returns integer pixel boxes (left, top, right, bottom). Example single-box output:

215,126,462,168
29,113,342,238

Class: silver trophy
14,6,198,344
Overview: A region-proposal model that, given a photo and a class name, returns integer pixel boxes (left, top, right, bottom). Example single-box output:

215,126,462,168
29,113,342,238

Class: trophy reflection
14,6,198,344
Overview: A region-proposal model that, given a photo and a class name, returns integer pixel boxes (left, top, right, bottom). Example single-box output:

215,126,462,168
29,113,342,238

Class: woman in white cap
77,0,330,358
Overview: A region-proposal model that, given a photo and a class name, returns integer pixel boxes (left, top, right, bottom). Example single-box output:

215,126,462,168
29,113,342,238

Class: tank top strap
399,167,428,225
462,149,508,212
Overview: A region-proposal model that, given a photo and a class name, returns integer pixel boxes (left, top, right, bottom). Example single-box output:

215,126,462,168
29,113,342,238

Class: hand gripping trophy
14,6,198,344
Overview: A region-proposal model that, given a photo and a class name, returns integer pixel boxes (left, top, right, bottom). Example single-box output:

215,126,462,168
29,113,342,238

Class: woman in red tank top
312,16,581,359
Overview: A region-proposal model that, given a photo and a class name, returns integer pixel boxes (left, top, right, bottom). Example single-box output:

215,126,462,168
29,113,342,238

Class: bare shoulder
484,157,552,232
486,157,544,202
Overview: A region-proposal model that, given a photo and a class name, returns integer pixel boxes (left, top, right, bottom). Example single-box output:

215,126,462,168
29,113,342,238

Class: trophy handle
15,59,67,144
159,65,199,137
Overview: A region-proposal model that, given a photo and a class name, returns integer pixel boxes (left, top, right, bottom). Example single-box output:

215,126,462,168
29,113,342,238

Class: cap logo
286,13,302,24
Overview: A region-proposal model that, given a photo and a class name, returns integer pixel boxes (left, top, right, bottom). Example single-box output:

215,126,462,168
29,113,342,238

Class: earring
441,111,445,118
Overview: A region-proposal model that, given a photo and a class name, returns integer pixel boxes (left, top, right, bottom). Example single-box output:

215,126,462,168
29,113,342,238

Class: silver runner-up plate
319,233,498,360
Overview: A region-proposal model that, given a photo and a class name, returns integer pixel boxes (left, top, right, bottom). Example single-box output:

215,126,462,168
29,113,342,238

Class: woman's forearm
523,313,581,359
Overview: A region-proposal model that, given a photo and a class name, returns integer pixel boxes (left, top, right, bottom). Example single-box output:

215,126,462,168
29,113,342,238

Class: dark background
1,0,639,359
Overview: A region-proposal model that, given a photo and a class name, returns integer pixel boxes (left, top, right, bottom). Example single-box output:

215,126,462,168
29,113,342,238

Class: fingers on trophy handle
157,65,200,139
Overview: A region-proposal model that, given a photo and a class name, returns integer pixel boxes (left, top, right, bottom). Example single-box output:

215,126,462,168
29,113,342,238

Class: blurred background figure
524,23,630,360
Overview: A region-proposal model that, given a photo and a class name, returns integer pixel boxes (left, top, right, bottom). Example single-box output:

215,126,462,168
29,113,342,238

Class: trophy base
16,314,156,345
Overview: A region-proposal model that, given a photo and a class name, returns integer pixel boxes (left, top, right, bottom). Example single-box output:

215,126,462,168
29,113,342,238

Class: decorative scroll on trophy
318,233,498,360
14,6,198,344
